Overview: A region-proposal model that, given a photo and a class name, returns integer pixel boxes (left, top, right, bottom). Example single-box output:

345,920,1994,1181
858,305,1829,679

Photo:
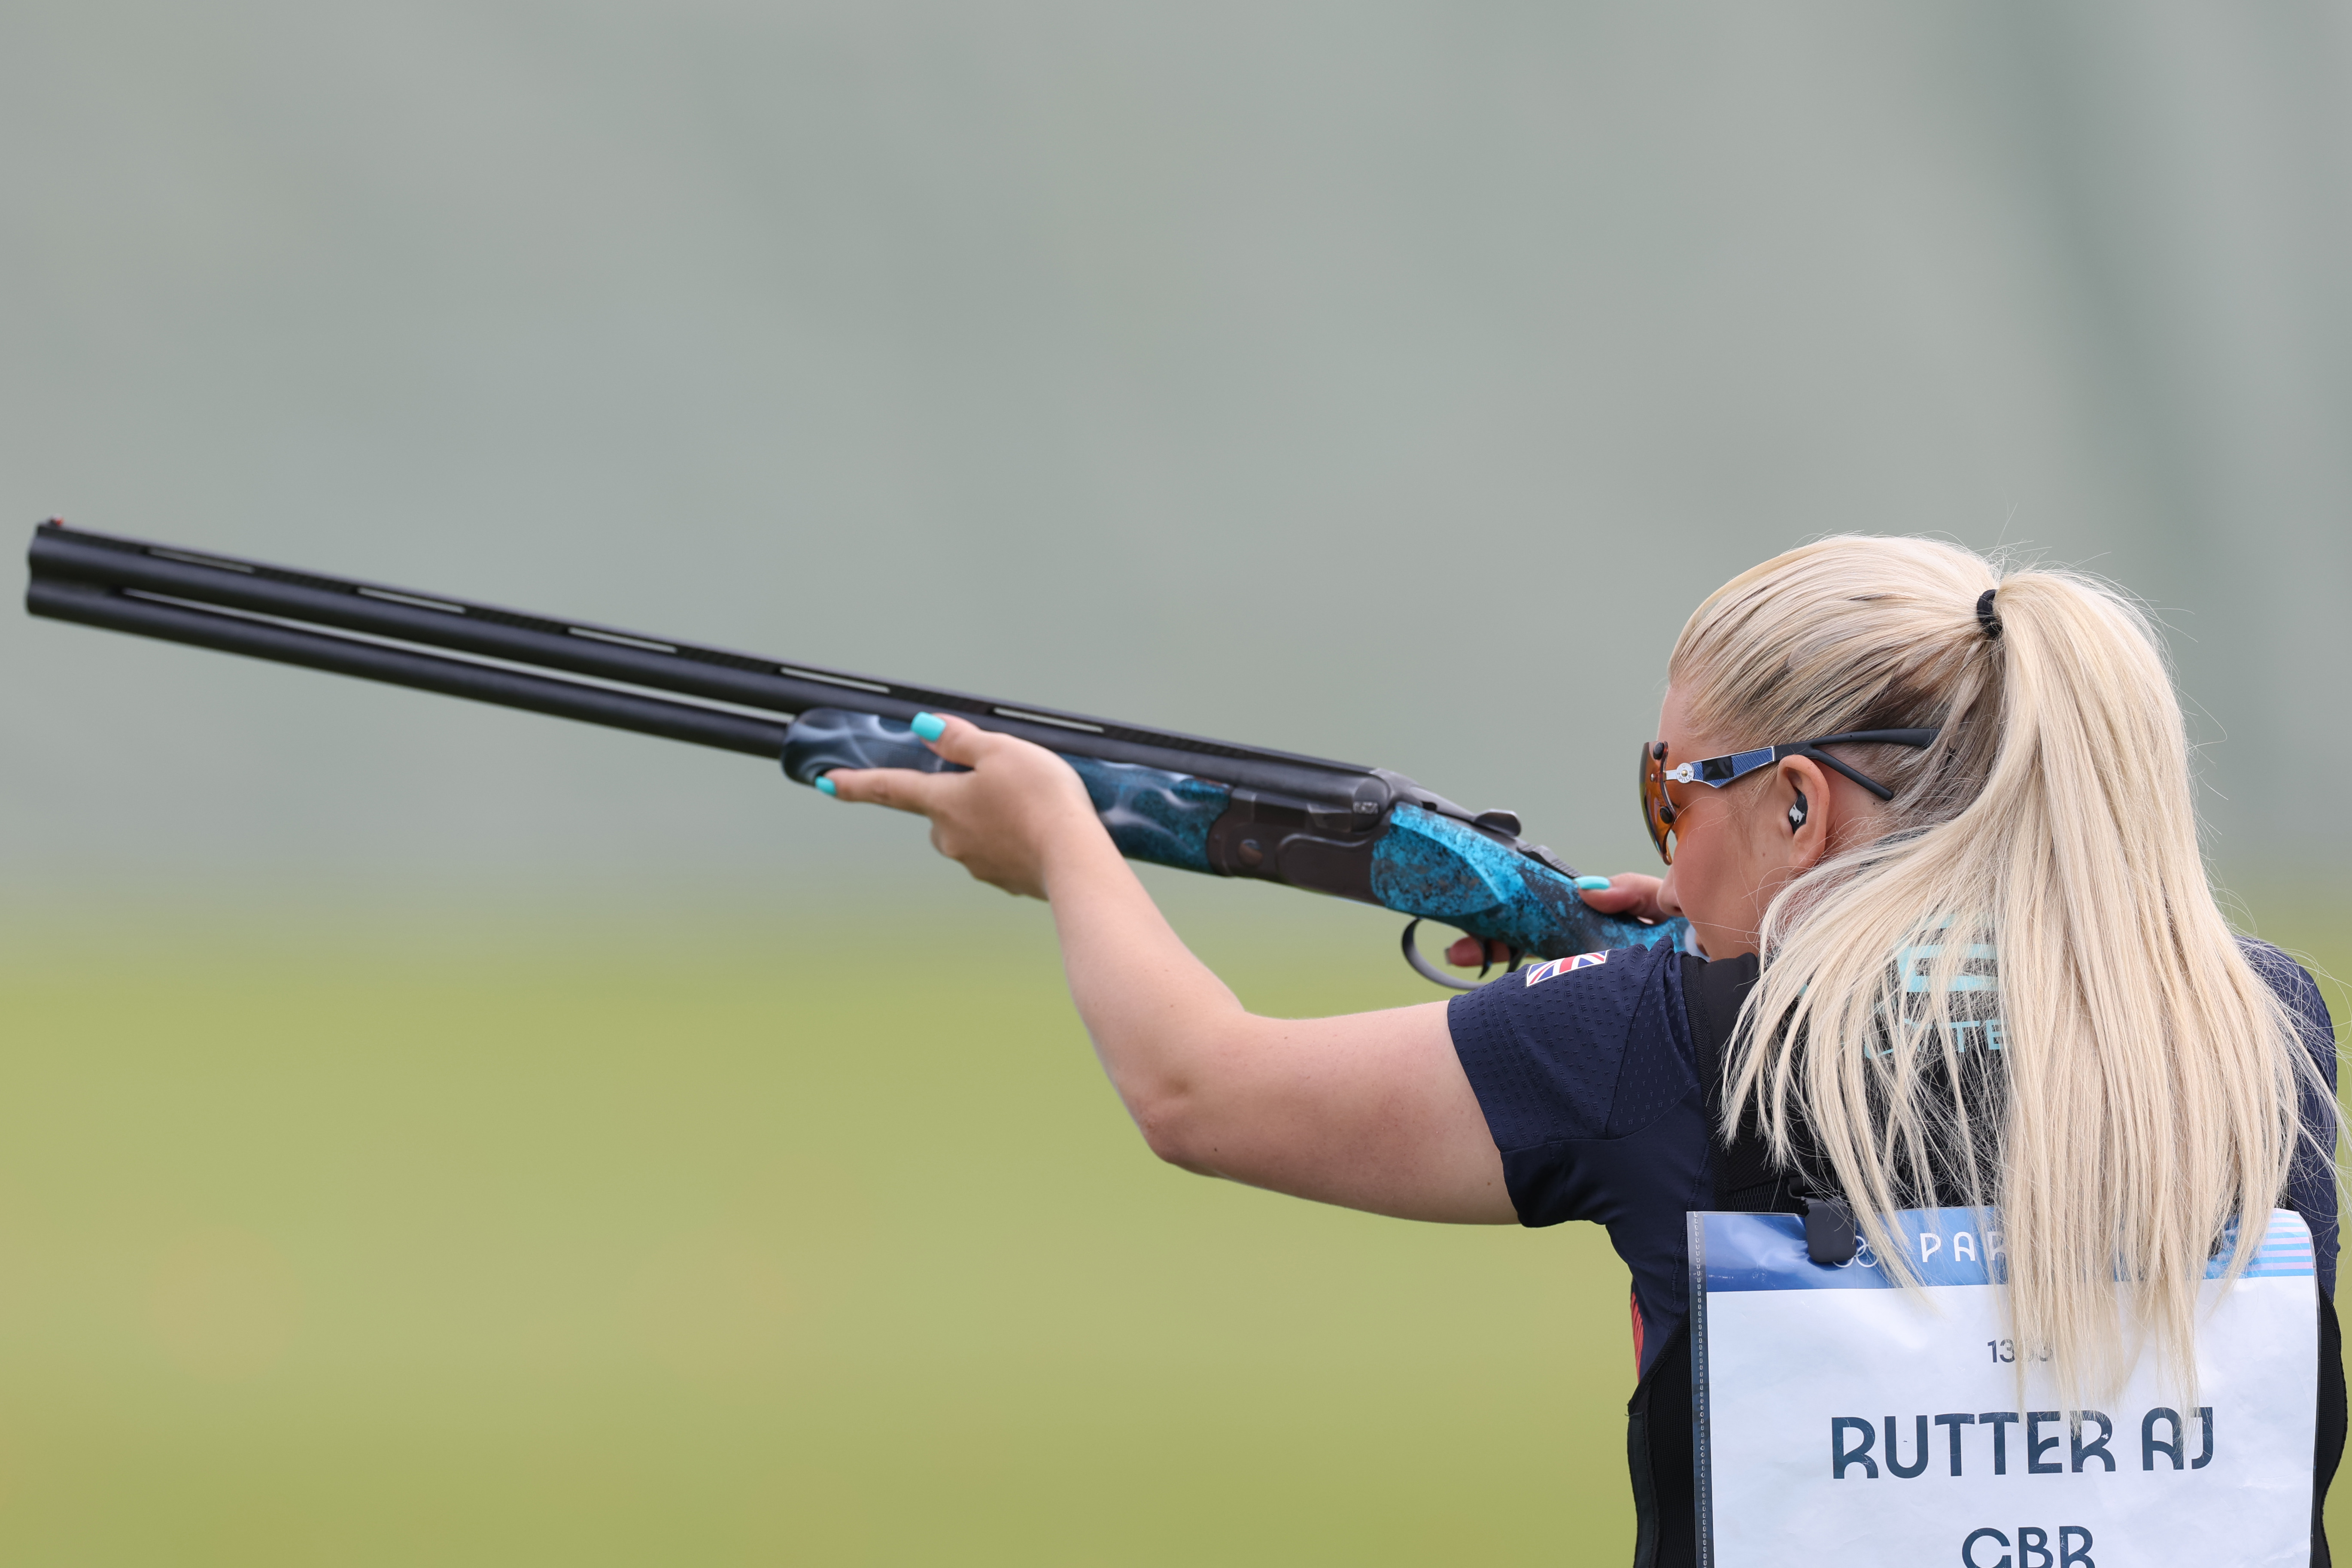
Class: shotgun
24,520,1690,985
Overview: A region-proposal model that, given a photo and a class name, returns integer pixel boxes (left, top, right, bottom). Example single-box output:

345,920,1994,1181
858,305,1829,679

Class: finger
912,711,992,767
821,766,956,816
1578,875,1664,918
1443,937,1513,969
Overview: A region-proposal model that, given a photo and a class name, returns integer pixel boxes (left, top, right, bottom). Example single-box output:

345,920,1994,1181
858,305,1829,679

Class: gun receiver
24,520,1688,983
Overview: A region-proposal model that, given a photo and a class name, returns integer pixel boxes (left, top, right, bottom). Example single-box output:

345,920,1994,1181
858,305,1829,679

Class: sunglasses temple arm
1780,744,1898,802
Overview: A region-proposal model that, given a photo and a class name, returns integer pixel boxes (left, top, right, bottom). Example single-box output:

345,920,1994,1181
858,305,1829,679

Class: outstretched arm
824,716,1515,1224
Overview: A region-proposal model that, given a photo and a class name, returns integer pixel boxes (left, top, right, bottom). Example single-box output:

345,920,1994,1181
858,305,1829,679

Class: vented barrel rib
25,522,1380,802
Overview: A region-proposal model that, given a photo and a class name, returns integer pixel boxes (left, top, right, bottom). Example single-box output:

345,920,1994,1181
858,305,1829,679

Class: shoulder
1445,942,1691,1150
2238,937,2335,1047
2239,936,2323,1000
1451,941,1684,1046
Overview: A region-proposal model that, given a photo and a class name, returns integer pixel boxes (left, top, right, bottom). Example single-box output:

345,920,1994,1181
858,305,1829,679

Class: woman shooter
823,536,2341,1566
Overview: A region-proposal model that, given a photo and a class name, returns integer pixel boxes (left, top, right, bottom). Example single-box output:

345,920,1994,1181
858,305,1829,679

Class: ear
1772,755,1834,871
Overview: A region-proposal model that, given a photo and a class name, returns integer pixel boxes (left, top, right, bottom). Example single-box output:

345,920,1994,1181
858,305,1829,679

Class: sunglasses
1639,729,1939,865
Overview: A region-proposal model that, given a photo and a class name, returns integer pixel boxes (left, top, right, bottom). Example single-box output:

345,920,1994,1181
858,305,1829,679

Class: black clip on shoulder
1801,1195,1858,1266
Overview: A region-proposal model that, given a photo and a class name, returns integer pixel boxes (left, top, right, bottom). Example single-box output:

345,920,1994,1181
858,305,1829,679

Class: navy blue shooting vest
1623,953,2346,1568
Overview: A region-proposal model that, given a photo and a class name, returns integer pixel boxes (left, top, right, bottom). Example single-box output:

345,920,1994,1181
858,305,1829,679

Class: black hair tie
1975,587,2002,640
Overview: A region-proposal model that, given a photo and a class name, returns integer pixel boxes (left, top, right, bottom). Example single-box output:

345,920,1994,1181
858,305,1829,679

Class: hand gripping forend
781,708,1234,872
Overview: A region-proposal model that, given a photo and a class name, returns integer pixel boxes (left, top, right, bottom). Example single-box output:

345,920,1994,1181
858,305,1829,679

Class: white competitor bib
1690,1207,2317,1568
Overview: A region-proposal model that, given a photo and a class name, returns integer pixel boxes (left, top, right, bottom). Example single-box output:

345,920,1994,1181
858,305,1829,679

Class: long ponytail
1671,536,2332,1405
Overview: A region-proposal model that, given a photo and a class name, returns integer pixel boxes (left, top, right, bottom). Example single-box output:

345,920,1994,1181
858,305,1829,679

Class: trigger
1399,919,1483,991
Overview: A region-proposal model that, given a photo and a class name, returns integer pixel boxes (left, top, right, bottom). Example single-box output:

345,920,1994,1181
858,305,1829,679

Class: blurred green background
2,894,2337,1566
5,3,2349,1563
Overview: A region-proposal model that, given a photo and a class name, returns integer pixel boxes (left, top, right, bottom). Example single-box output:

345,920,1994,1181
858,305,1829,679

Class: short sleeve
1445,942,1700,1227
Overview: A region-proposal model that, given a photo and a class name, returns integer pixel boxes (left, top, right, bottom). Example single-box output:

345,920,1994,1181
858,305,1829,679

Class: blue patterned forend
781,708,1227,873
781,709,952,781
1062,756,1228,872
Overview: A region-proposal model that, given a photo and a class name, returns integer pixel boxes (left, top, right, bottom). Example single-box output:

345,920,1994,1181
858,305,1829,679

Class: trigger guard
1400,918,1485,991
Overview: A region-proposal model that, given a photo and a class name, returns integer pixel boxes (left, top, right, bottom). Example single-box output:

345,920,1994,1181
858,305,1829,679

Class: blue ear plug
815,776,838,796
911,712,947,742
1576,876,1612,891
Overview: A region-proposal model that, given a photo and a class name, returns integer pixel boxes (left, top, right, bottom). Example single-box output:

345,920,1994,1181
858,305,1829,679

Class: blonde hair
1672,535,2331,1404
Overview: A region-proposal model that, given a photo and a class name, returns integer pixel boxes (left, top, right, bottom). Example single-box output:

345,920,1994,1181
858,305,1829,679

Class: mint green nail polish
911,712,947,742
1576,876,1611,891
815,776,838,796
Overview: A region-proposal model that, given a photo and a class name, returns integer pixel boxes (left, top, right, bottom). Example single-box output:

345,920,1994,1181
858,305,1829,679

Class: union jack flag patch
1522,951,1609,987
